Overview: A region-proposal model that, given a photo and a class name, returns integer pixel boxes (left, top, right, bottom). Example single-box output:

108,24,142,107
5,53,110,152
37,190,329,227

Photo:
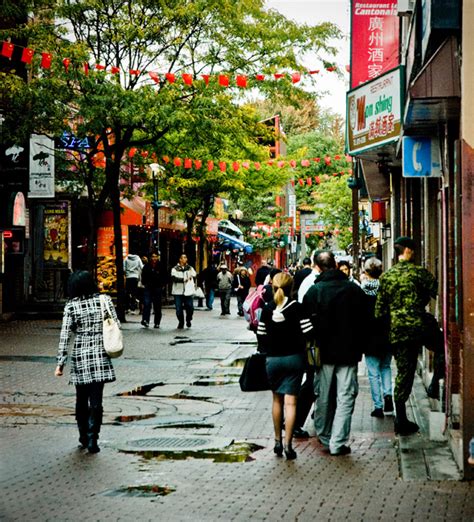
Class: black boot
394,400,419,435
87,406,103,454
76,407,89,449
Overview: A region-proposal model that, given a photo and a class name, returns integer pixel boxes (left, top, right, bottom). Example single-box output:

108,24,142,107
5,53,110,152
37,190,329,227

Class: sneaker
384,395,394,413
371,408,384,418
141,320,149,328
394,420,419,436
330,445,351,456
293,427,310,439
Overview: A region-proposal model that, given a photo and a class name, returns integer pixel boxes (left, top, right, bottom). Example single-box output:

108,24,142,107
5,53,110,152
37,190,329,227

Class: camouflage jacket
375,260,437,344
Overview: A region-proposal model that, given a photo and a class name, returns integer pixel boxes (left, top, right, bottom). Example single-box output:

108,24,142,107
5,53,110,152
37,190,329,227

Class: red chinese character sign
350,1,399,88
346,66,402,155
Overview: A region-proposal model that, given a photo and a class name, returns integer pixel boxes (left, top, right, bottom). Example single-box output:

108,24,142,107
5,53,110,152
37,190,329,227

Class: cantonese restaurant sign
346,66,402,155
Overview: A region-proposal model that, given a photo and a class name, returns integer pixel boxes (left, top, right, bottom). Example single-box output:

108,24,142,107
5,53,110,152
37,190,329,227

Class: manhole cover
119,436,233,452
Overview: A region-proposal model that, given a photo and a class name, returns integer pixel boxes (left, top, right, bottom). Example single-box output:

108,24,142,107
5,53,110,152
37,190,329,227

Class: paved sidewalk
1,301,473,521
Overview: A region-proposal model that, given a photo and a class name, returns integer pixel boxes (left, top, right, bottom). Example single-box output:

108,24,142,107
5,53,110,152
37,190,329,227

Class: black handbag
420,312,443,352
239,352,270,392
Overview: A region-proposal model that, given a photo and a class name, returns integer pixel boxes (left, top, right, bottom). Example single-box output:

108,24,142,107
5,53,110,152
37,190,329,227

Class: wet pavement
1,300,473,521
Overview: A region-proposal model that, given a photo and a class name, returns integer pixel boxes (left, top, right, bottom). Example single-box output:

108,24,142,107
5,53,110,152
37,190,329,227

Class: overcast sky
265,0,350,117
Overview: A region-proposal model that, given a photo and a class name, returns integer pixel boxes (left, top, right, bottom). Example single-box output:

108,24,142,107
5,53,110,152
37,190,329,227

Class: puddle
153,422,213,429
191,376,238,386
103,484,175,497
113,413,157,423
169,339,194,345
122,442,263,463
117,383,164,396
222,357,249,368
169,392,213,401
0,404,72,417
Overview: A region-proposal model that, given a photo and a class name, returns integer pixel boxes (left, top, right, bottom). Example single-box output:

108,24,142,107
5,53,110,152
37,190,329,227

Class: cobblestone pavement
1,300,473,521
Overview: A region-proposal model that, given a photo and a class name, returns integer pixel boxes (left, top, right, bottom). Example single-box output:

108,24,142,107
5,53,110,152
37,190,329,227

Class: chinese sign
96,226,128,292
350,1,399,88
347,67,402,155
43,202,69,266
29,134,55,198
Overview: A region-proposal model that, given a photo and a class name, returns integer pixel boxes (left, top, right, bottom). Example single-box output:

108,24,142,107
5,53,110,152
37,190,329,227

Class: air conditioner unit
398,0,415,15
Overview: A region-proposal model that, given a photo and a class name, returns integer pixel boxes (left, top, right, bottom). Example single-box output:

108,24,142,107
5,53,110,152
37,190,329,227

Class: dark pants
174,294,194,325
393,341,420,403
125,277,139,311
142,287,162,326
295,367,316,428
236,293,248,315
75,382,104,443
219,288,231,314
205,289,215,310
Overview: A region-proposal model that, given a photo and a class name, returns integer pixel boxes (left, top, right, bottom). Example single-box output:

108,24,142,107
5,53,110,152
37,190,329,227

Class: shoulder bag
99,294,124,358
239,352,270,392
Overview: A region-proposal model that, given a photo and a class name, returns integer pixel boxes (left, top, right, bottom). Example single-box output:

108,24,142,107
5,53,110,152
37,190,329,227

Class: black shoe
273,440,283,457
371,408,384,418
186,321,192,328
141,320,149,328
330,445,351,456
177,323,184,329
394,419,419,436
88,439,100,454
384,395,394,413
284,446,297,460
220,313,225,316
293,427,310,438
154,324,160,329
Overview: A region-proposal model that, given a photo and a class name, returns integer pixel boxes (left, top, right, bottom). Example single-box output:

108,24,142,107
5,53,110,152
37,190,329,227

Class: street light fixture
149,163,165,252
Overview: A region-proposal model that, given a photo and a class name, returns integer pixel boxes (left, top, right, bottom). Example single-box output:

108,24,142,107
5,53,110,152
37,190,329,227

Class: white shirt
297,270,319,303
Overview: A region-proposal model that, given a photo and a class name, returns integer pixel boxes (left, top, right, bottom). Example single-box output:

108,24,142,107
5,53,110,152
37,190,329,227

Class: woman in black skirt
257,272,313,459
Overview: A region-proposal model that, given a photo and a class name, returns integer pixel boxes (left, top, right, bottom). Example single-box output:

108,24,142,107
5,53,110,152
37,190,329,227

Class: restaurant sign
346,66,403,155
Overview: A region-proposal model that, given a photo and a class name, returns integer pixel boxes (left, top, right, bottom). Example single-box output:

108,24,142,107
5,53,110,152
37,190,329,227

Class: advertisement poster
96,226,128,293
43,202,69,266
347,67,402,155
29,134,55,198
351,1,399,88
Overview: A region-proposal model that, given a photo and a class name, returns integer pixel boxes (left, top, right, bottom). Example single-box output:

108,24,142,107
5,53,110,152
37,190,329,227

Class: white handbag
99,294,123,358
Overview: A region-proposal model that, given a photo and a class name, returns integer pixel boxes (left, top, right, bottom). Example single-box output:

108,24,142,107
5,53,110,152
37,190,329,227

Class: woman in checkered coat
55,271,117,454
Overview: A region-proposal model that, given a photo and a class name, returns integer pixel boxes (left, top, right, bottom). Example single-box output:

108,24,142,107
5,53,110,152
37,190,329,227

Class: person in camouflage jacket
375,237,437,436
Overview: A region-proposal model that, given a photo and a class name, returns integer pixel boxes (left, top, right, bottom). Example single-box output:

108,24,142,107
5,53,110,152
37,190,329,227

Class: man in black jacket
303,250,366,456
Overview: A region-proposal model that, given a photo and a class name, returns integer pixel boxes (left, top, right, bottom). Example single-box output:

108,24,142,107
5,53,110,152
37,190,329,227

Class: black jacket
303,269,367,365
141,262,166,289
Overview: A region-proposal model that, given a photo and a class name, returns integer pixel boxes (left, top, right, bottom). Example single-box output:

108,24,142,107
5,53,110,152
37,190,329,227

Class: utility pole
149,163,164,252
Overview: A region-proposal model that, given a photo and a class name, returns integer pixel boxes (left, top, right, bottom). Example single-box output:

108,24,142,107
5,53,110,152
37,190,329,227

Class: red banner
350,1,399,88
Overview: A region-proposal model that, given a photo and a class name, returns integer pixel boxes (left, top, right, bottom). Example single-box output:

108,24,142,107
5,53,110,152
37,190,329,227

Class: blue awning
217,231,253,253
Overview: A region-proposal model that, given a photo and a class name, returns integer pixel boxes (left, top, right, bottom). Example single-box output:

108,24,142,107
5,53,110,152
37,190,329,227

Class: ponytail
272,272,293,306
274,287,285,306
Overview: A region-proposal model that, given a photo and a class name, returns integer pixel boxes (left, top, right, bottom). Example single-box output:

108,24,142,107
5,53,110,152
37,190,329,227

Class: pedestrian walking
375,236,438,435
123,251,143,313
171,254,197,329
361,257,393,418
141,251,166,328
303,251,367,456
255,259,271,286
257,272,313,460
199,263,218,310
233,267,251,316
55,270,117,454
217,263,233,315
292,257,312,294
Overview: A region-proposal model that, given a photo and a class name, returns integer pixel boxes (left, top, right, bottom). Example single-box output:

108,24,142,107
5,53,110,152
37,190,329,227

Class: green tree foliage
0,0,340,315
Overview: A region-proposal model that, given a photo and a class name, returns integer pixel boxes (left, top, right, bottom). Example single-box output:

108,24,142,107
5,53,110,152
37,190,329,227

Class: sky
265,0,350,117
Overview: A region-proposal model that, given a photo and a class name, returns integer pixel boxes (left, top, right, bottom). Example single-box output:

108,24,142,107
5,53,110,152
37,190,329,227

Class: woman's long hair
272,272,293,306
67,270,98,299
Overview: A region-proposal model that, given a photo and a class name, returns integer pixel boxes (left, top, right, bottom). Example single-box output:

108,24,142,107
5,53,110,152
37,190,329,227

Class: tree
0,0,340,318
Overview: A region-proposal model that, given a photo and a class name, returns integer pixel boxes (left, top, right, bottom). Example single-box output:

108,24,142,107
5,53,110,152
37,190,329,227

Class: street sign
402,137,442,177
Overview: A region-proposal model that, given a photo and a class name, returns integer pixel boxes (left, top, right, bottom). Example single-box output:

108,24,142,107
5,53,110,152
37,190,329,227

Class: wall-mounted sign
402,137,442,177
43,202,69,266
29,134,55,198
350,0,400,88
57,131,93,150
347,66,403,155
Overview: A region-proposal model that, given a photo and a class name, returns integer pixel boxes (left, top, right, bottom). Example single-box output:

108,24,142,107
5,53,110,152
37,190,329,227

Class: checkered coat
57,294,117,385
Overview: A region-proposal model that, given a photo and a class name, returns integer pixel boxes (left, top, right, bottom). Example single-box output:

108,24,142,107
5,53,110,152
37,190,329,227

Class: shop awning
217,231,253,253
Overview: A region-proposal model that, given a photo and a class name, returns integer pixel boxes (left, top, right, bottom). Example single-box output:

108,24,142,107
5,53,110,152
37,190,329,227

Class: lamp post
149,163,164,252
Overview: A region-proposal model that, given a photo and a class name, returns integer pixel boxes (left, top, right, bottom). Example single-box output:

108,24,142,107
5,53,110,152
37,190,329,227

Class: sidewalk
1,300,473,521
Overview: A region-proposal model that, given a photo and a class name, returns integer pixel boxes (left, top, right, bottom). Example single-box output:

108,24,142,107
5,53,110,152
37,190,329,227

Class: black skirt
265,352,305,395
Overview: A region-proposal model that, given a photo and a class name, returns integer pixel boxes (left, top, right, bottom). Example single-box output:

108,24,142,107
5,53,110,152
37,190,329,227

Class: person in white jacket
171,254,197,329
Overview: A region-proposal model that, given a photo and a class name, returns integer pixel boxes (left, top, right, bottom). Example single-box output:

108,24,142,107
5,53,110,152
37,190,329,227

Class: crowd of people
56,236,440,456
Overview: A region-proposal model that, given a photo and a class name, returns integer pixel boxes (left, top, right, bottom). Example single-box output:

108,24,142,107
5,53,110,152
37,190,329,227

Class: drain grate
129,437,208,449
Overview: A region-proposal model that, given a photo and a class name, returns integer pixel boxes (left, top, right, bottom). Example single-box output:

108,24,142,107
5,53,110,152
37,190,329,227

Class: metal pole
153,171,159,251
352,158,360,278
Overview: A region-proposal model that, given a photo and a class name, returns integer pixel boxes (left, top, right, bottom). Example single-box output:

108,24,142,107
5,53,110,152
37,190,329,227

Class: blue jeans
314,364,358,454
365,353,392,410
205,289,215,310
174,294,194,325
142,287,162,326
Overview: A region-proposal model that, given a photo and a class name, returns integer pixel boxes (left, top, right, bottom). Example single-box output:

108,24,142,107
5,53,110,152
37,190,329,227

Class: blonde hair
272,272,293,306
